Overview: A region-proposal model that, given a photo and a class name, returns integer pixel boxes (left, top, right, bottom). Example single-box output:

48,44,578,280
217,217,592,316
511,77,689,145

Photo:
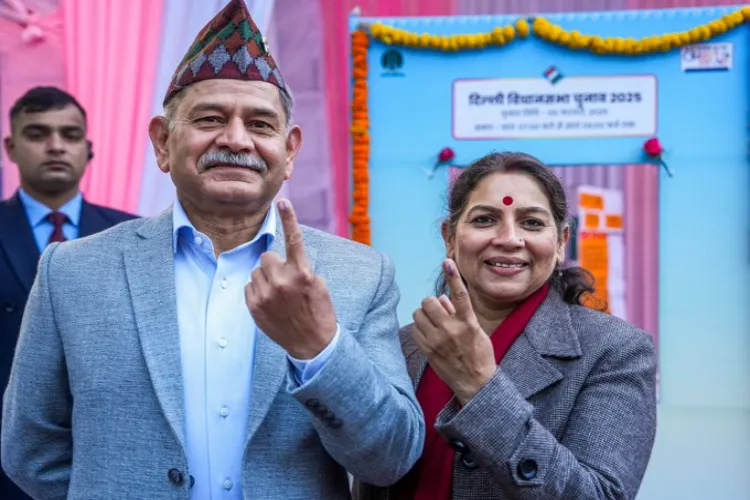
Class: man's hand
245,199,337,359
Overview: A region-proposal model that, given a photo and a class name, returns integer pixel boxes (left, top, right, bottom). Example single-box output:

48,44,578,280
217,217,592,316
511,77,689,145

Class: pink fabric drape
320,0,455,237
60,0,163,213
628,0,745,7
0,0,64,197
623,164,659,352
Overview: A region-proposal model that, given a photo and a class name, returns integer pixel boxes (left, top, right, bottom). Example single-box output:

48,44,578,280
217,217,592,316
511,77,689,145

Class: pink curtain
0,0,64,197
456,0,628,13
320,0,455,237
628,0,745,7
623,164,659,351
60,0,163,213
268,0,336,232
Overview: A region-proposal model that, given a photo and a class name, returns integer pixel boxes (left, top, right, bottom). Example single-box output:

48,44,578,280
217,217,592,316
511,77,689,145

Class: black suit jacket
0,193,137,499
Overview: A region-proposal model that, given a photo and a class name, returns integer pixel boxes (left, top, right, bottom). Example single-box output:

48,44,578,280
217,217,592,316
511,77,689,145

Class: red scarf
392,283,550,500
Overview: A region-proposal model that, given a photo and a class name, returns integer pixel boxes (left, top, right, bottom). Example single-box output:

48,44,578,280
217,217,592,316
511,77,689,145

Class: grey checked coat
355,288,657,500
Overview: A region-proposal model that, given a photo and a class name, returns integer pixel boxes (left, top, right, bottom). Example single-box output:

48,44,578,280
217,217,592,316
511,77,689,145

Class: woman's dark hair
436,151,597,306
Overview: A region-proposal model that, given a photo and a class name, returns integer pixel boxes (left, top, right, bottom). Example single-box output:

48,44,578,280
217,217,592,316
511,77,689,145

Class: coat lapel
500,290,581,399
0,194,41,292
78,201,109,237
245,222,318,447
124,209,186,449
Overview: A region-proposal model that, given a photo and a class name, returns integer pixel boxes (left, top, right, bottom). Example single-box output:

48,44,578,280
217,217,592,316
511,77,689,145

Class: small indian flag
543,66,563,84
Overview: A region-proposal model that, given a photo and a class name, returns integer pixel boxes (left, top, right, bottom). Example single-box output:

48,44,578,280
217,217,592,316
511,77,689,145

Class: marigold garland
349,30,371,245
532,7,750,55
366,7,750,55
368,18,530,51
349,6,750,244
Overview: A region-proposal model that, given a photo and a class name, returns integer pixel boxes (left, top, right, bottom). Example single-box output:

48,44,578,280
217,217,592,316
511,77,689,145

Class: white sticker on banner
681,43,732,72
452,75,657,140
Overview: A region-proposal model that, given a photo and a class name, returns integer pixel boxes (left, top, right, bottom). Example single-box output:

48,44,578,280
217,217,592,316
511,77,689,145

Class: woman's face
444,171,567,310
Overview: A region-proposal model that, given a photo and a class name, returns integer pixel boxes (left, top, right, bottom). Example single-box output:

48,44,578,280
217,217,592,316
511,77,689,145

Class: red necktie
47,212,68,244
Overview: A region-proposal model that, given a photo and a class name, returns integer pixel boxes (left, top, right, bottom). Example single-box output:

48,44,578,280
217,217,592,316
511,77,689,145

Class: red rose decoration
643,137,673,177
643,137,663,157
438,147,455,164
425,147,458,179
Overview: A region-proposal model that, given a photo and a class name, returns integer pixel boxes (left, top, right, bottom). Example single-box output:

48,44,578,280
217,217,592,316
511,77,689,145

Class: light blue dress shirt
172,201,340,499
17,188,82,252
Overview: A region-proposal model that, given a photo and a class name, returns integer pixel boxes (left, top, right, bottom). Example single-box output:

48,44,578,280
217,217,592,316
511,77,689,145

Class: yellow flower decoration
365,6,748,57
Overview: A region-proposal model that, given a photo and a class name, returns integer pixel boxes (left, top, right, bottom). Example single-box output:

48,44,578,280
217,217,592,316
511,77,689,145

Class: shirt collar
171,199,277,255
17,188,83,228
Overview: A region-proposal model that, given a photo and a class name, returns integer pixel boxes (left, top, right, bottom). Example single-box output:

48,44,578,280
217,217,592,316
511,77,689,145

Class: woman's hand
412,259,497,406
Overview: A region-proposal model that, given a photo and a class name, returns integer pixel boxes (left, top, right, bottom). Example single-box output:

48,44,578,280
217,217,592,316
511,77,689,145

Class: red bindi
502,196,513,206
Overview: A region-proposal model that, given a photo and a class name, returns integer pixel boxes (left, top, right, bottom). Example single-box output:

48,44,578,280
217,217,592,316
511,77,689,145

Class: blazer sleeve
1,243,72,500
287,252,425,487
434,331,657,500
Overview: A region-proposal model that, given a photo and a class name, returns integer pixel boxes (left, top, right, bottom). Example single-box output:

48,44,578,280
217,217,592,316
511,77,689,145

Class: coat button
168,468,184,486
305,398,320,410
449,440,469,454
3,303,15,313
330,418,343,429
461,456,478,469
189,475,195,488
517,458,538,480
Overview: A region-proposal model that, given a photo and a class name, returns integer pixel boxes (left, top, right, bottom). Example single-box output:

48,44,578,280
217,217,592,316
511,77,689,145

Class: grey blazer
1,209,425,500
356,289,657,500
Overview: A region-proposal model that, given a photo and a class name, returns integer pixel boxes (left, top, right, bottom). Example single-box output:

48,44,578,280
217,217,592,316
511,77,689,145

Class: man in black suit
0,86,137,499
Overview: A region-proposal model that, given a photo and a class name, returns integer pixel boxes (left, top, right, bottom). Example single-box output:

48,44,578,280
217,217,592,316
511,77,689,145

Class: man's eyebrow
188,102,280,119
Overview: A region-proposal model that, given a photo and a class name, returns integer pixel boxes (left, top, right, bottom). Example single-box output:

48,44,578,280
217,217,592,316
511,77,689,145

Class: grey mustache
198,150,268,172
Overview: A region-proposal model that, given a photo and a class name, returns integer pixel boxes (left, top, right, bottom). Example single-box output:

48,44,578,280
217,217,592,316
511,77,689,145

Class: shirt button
220,279,228,289
218,338,228,348
223,479,233,490
220,406,229,417
194,236,203,245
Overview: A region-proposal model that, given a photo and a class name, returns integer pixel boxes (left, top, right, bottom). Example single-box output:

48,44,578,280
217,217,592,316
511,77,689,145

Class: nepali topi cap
163,0,287,105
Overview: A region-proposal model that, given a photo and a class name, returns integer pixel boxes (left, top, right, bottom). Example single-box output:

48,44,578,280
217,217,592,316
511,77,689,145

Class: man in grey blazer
1,1,424,499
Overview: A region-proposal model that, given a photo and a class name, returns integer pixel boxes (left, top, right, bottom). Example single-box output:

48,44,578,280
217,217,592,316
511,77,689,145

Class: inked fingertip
444,260,454,277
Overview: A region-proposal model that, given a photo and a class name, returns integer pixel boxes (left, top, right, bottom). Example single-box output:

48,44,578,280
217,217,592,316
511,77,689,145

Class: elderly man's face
150,79,301,214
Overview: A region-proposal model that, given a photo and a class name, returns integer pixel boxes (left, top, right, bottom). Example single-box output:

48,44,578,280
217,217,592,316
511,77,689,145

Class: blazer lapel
0,194,41,292
124,209,186,449
79,201,109,237
245,222,318,447
500,290,581,399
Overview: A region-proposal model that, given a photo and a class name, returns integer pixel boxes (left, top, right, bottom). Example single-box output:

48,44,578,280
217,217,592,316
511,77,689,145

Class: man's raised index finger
278,199,307,266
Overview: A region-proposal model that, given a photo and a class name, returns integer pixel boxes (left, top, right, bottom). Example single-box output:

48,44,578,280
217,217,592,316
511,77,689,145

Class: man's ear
283,124,302,180
4,136,15,163
148,116,171,173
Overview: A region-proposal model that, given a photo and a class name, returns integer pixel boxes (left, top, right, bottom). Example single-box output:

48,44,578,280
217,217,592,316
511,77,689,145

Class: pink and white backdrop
2,0,741,234
1,1,749,499
0,0,741,235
